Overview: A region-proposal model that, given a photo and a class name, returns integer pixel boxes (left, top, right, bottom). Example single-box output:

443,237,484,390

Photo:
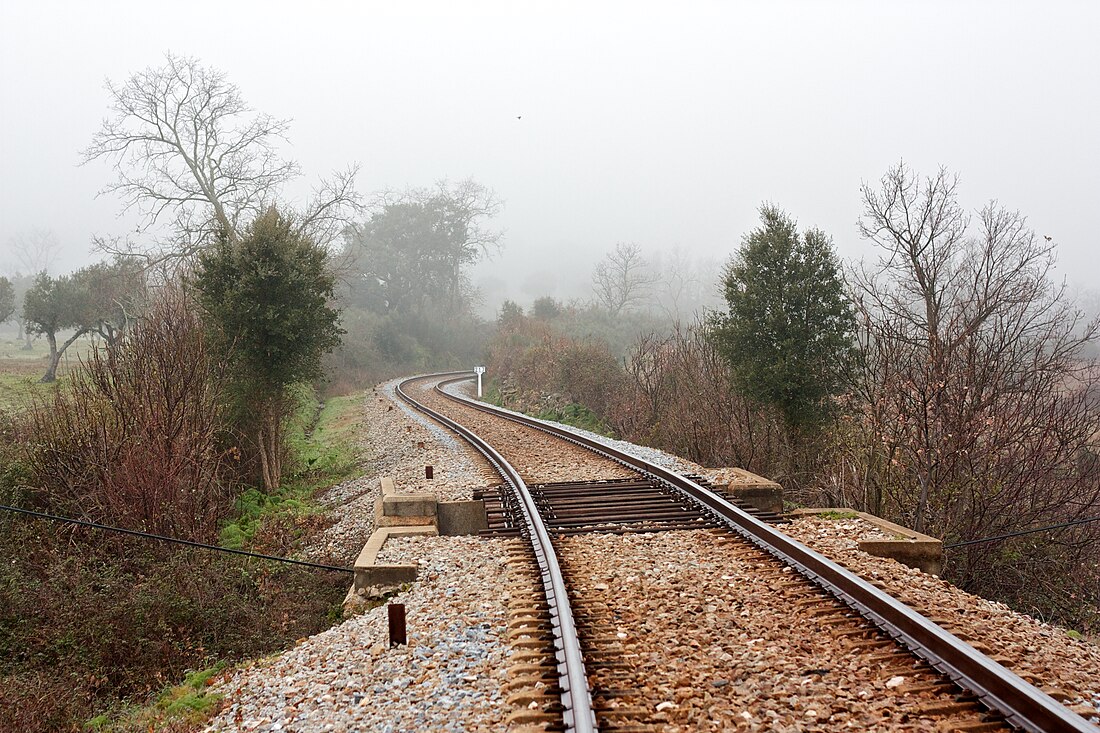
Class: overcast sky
1,1,1097,311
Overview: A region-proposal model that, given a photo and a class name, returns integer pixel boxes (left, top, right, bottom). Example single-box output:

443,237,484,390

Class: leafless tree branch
83,53,360,262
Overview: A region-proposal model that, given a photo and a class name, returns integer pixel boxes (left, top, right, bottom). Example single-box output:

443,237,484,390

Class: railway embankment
203,374,1100,732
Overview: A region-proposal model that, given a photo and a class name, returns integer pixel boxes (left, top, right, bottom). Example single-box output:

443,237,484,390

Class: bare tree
847,162,1100,621
5,229,61,276
615,322,788,480
650,246,712,322
591,242,658,316
83,53,360,265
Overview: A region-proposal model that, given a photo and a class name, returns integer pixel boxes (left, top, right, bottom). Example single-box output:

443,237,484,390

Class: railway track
397,372,1097,732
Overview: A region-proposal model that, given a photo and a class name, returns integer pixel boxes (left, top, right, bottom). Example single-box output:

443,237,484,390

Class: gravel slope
206,536,522,732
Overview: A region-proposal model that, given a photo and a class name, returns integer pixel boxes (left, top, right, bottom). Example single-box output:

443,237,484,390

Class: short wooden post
388,603,406,646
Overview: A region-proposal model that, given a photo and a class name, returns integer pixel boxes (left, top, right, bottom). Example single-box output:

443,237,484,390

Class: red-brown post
388,603,407,646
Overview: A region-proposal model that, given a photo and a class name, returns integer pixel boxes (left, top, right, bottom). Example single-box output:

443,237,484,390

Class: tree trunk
41,332,59,382
256,406,283,492
41,329,87,383
20,319,34,350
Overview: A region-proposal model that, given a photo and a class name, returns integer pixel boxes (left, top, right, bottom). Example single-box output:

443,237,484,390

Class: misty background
4,6,1100,728
1,1,1098,312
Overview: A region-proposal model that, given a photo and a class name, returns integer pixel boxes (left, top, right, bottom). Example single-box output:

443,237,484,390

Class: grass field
0,330,95,412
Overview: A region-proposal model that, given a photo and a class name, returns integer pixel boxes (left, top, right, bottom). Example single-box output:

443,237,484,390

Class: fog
2,1,1098,315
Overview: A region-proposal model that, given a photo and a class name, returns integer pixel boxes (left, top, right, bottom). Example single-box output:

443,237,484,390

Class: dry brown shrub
609,323,817,488
20,286,233,541
487,316,623,418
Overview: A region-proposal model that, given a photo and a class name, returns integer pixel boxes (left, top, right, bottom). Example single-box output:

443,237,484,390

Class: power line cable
0,503,354,574
944,514,1100,549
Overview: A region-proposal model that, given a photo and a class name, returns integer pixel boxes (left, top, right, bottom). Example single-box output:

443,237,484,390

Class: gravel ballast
440,379,707,477
207,536,522,732
308,381,499,563
559,529,1015,732
416,379,635,484
786,516,1100,721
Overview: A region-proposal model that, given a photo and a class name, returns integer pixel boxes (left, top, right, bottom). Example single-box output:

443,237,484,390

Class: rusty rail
434,373,1097,733
395,375,597,733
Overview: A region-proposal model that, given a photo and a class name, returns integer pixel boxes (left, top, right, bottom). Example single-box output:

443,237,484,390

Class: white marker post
474,365,486,398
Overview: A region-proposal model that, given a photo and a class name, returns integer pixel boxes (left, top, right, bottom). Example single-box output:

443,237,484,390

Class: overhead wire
944,515,1100,549
0,503,354,574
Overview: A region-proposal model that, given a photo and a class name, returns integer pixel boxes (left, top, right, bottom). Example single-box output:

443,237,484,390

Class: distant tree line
327,179,500,386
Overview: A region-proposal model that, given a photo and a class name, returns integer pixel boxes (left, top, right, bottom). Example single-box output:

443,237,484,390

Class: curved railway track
397,372,1096,733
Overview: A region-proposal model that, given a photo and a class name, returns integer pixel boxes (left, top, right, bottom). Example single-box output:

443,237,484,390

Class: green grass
0,331,96,361
219,388,365,549
0,370,51,413
0,331,96,412
83,663,227,731
287,392,364,487
535,403,616,437
817,510,860,520
482,383,506,407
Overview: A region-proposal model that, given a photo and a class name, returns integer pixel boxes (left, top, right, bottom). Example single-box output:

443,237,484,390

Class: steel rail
395,375,597,733
435,373,1097,733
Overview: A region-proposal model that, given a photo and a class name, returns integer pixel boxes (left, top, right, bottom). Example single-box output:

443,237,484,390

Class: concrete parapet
709,467,784,514
355,563,418,589
354,525,438,568
792,508,944,576
438,500,489,536
729,484,783,514
383,493,438,517
377,512,436,528
344,476,490,615
345,525,438,614
374,475,438,527
858,539,943,577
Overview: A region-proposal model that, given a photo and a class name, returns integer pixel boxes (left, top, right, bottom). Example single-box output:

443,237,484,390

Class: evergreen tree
23,272,92,383
193,208,343,490
714,205,855,432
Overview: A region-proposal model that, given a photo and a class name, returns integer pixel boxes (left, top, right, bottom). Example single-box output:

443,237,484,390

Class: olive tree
22,272,91,382
81,258,147,346
193,207,343,491
21,260,146,381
